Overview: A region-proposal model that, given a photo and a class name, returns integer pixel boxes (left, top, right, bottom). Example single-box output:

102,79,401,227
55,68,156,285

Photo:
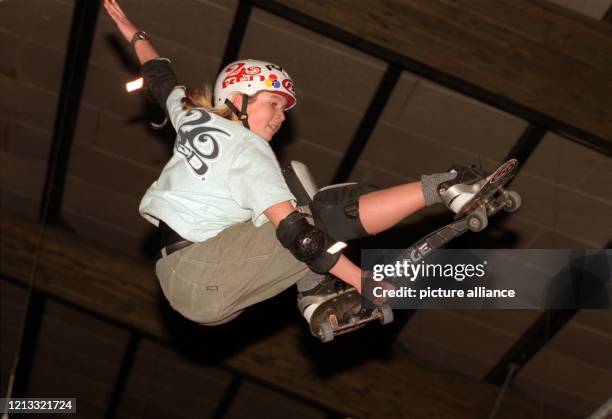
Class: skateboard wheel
504,191,522,213
379,305,394,325
318,323,334,343
467,208,488,232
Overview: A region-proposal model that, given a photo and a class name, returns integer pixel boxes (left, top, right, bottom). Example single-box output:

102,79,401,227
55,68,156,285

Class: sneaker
438,165,488,213
297,274,353,315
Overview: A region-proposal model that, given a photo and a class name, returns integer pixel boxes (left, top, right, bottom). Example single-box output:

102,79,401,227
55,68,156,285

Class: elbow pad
276,212,342,274
141,58,179,110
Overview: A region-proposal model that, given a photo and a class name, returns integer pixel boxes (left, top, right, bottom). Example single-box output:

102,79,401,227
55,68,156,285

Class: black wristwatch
130,31,150,46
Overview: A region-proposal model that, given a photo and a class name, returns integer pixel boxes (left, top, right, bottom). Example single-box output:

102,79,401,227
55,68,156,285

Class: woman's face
232,92,287,141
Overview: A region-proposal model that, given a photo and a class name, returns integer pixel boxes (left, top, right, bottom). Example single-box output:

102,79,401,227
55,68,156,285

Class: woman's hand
103,0,139,44
103,0,160,64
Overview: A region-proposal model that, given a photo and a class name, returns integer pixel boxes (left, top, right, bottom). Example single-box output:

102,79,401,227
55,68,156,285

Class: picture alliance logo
371,260,489,282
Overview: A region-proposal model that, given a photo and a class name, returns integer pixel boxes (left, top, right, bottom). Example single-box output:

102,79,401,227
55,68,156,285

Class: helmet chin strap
224,93,250,129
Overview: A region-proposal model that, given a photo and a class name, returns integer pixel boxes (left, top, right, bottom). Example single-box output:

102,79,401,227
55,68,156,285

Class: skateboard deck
454,159,521,232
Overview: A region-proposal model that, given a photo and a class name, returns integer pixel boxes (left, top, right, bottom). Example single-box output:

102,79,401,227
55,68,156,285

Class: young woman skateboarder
104,0,484,327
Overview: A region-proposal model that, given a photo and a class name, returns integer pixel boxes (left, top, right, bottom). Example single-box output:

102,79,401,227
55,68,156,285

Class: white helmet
213,59,297,110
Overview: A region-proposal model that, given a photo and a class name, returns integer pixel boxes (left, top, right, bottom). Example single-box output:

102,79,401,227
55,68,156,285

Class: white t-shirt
139,88,295,242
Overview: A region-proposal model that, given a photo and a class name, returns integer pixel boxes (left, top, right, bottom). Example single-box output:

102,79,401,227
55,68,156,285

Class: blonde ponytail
181,85,236,121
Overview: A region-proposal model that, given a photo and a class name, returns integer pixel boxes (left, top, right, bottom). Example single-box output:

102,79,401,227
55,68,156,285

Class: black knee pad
311,183,377,241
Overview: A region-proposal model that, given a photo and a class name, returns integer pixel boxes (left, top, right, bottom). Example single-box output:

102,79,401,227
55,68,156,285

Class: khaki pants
155,221,308,325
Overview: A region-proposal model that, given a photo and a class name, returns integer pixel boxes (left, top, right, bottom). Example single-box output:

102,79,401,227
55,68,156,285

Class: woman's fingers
105,0,118,14
104,0,123,19
103,0,121,21
104,1,131,28
108,0,127,19
103,0,139,43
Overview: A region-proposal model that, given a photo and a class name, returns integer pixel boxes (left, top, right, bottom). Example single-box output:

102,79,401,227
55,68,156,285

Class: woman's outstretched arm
104,0,159,64
105,0,181,114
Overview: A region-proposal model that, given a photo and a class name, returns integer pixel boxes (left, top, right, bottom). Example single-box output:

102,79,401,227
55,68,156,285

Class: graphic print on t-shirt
176,109,232,179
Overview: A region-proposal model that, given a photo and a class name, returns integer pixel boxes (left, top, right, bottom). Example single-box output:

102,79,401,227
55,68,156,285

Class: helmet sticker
222,63,264,89
282,78,295,94
265,63,283,72
265,74,280,88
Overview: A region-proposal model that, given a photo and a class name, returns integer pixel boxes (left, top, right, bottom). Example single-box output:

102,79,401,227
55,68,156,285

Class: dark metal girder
504,123,548,187
603,4,612,22
219,0,253,74
106,332,141,419
212,376,243,419
39,0,101,224
9,289,47,398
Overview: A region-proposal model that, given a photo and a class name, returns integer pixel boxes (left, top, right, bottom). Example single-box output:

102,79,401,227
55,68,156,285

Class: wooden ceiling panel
225,381,328,419
275,0,612,144
361,123,477,180
513,374,601,418
537,0,612,21
382,77,527,162
521,132,604,189
509,171,611,246
119,0,237,57
0,0,74,50
548,321,612,372
580,155,612,202
517,348,612,406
